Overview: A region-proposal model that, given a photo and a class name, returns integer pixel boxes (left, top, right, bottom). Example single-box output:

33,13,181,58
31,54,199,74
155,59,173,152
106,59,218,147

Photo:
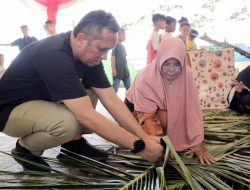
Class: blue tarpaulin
234,43,250,62
208,43,250,62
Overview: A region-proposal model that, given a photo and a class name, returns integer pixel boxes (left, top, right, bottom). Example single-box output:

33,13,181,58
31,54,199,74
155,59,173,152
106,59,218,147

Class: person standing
178,17,189,26
186,29,199,51
178,22,191,45
0,10,164,172
44,20,57,36
0,54,5,78
111,28,131,92
146,13,166,65
0,25,37,51
161,16,176,40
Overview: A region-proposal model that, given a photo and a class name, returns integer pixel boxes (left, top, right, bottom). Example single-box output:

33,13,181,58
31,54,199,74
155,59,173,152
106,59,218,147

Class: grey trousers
3,90,97,156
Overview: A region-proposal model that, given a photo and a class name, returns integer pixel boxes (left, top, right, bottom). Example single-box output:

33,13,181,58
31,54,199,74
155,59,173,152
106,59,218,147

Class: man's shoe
57,138,108,162
11,140,51,172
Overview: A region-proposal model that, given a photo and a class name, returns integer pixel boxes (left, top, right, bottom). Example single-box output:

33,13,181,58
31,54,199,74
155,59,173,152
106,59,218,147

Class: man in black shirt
0,25,37,51
0,10,164,172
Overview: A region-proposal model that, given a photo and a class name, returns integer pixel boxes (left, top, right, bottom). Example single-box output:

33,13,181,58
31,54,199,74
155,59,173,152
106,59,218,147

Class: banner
188,48,236,109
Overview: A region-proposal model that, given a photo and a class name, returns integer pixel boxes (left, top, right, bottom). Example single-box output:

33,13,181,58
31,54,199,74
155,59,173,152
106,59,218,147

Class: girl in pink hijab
125,37,215,164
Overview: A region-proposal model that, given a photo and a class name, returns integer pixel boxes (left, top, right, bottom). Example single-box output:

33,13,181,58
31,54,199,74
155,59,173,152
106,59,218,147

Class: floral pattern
188,48,236,109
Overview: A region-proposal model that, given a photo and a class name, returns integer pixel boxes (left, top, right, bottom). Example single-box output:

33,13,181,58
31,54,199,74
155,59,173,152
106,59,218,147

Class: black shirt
0,32,110,131
11,36,38,51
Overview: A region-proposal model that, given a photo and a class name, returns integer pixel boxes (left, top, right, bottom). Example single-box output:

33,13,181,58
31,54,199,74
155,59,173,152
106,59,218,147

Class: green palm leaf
0,109,249,189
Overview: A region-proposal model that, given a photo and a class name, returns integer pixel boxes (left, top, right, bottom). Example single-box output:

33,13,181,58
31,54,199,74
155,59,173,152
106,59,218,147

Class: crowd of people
146,14,199,65
0,9,249,173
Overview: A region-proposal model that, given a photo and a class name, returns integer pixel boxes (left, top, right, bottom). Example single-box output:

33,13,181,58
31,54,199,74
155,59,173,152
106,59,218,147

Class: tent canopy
21,0,81,27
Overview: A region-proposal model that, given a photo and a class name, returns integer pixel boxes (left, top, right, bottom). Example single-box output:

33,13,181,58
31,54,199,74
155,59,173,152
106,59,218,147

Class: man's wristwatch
131,139,145,154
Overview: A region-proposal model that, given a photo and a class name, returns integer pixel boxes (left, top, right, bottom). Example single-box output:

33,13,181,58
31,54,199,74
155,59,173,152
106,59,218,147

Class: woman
229,65,250,114
125,37,215,164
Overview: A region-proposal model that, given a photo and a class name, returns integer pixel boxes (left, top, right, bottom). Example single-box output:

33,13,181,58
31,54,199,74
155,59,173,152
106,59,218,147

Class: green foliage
229,7,250,20
112,0,250,34
135,15,147,25
0,110,250,189
102,59,138,84
157,4,183,12
120,23,133,30
154,0,250,30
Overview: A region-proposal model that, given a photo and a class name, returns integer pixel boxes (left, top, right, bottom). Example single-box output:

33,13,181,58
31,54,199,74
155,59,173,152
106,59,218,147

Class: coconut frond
118,167,161,190
0,109,249,189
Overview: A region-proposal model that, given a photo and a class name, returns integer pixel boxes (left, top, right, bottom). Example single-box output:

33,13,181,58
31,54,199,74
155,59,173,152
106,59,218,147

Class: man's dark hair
165,16,176,24
152,13,165,24
45,20,54,25
73,10,120,39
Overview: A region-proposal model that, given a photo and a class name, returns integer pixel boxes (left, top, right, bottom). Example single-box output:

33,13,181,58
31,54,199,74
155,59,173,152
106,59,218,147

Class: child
146,13,166,65
161,16,176,40
186,29,199,51
178,22,191,44
178,17,189,25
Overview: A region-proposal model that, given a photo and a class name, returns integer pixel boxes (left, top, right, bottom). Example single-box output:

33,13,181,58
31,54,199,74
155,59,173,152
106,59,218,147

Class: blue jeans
112,77,131,92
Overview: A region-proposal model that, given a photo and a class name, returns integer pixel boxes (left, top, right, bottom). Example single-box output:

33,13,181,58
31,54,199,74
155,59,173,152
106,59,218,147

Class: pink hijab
126,37,204,151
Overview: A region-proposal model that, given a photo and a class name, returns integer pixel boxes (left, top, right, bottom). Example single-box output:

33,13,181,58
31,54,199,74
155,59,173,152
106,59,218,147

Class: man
44,20,57,36
0,25,37,51
0,10,164,172
111,28,131,92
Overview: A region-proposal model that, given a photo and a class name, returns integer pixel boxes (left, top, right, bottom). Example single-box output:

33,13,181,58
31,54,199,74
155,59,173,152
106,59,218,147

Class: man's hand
191,141,216,165
139,138,164,165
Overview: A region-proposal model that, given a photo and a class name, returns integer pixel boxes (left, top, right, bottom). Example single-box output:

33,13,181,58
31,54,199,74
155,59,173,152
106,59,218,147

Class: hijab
126,37,204,151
